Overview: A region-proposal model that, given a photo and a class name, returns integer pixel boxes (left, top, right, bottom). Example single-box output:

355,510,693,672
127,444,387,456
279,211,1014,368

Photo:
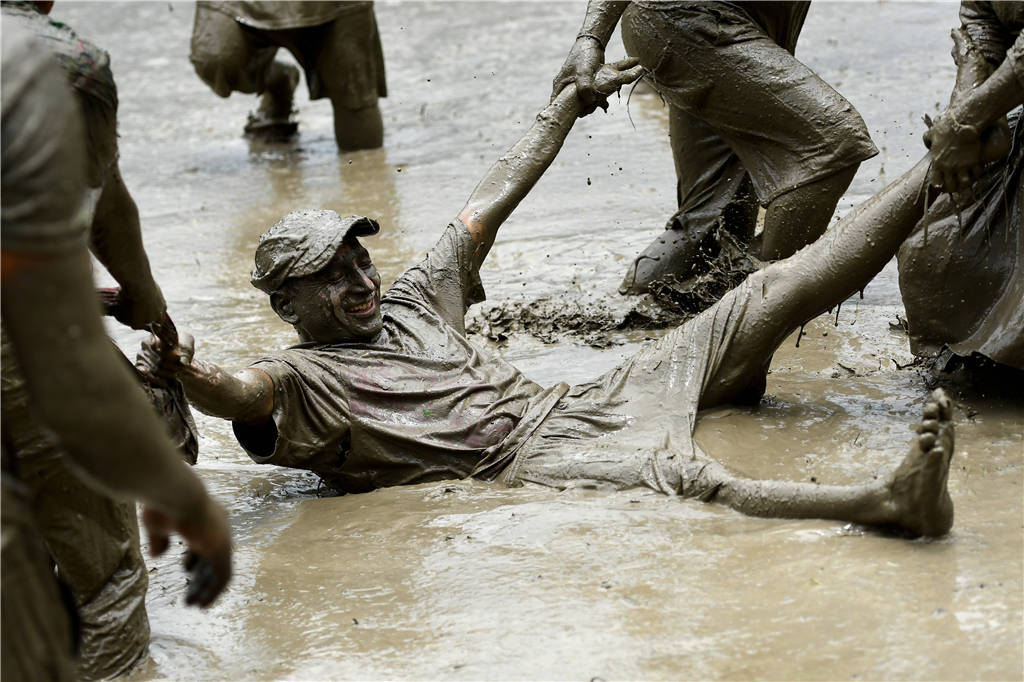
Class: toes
930,389,953,419
922,402,940,420
920,418,940,435
918,431,936,451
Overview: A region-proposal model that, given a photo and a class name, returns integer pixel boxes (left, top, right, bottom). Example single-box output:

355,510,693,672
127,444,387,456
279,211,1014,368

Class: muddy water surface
54,2,1023,679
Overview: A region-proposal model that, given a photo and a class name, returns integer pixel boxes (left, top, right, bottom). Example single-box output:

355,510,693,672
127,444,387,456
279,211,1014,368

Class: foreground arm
1,248,231,606
89,163,167,330
458,59,642,269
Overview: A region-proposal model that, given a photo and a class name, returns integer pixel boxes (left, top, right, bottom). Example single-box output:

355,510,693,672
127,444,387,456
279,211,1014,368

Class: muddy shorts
190,3,386,110
500,277,758,497
622,2,877,204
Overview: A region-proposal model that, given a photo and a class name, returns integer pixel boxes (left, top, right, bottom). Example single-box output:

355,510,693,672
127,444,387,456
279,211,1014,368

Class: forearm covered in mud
458,85,580,264
948,54,1024,131
578,0,630,45
1,247,210,523
90,165,165,320
178,361,275,426
951,27,993,97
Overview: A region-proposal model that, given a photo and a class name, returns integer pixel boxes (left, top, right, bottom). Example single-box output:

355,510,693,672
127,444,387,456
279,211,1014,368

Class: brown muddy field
54,2,1022,680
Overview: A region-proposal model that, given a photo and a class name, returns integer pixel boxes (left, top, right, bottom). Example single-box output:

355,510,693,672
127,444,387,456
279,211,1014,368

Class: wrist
575,32,605,49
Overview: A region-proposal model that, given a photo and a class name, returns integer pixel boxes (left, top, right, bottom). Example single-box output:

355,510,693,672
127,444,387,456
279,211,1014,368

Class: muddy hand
136,330,195,384
551,35,604,113
142,497,232,608
923,110,983,194
580,58,644,116
98,283,168,331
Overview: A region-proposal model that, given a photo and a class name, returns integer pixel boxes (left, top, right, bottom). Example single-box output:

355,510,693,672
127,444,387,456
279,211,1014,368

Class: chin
353,315,383,340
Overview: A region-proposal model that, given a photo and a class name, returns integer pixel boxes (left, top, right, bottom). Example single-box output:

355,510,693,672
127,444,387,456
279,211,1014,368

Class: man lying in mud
141,59,955,538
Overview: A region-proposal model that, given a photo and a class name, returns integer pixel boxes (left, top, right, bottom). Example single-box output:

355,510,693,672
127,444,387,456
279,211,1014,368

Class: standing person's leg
759,164,858,260
281,5,386,151
189,5,295,134
1,479,77,682
619,104,759,294
620,4,876,287
1,338,150,679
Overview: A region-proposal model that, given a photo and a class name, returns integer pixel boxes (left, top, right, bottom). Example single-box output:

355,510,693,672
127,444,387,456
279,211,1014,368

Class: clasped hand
552,37,643,116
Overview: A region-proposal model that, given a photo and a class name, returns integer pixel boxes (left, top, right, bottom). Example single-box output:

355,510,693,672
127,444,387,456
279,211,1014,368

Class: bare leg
696,389,956,536
331,99,383,151
760,164,858,260
701,156,935,406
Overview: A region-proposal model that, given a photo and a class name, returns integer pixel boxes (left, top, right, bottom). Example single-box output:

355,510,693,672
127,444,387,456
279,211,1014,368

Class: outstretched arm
137,333,275,426
457,59,642,270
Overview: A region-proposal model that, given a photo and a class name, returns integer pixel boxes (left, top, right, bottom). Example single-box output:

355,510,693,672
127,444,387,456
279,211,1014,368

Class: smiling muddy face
252,210,383,343
277,238,383,343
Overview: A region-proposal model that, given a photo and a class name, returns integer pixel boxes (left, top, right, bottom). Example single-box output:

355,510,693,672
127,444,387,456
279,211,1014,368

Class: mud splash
467,226,759,346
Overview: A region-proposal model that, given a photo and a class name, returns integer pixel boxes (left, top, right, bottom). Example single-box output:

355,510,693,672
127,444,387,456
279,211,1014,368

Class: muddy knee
190,6,273,97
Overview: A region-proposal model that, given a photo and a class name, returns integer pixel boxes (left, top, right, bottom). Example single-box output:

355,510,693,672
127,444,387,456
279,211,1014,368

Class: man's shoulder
1,5,116,105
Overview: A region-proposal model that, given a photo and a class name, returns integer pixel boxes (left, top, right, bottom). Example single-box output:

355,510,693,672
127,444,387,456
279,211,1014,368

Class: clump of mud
467,227,761,346
646,227,762,316
466,291,683,347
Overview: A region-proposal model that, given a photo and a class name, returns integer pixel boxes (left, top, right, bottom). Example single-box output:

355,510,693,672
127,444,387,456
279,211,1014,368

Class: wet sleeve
959,2,1012,66
232,356,352,481
0,29,88,254
385,219,486,333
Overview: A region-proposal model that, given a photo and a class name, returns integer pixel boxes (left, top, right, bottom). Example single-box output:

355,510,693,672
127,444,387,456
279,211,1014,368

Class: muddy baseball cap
251,209,380,294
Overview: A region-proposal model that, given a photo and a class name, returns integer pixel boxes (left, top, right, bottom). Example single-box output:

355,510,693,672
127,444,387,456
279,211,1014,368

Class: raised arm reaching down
924,28,1024,193
458,58,642,269
551,1,631,112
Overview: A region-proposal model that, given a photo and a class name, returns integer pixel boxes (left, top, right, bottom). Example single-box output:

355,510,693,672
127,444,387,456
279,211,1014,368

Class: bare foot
888,389,955,537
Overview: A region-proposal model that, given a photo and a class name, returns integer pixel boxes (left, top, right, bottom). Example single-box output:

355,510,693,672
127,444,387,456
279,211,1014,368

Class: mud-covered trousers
619,1,876,284
0,335,150,680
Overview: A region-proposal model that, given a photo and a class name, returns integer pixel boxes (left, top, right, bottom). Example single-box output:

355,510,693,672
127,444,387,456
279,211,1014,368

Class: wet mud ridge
467,226,761,346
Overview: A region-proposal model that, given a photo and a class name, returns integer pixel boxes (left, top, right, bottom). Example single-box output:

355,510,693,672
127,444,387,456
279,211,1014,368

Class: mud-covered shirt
1,26,87,254
201,1,372,30
234,220,567,492
1,3,119,188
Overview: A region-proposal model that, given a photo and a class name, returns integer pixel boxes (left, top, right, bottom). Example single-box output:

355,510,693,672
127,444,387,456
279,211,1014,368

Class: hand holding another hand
924,110,984,194
136,330,196,385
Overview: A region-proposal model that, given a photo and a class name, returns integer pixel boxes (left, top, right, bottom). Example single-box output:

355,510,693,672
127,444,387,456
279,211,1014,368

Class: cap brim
343,216,381,239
